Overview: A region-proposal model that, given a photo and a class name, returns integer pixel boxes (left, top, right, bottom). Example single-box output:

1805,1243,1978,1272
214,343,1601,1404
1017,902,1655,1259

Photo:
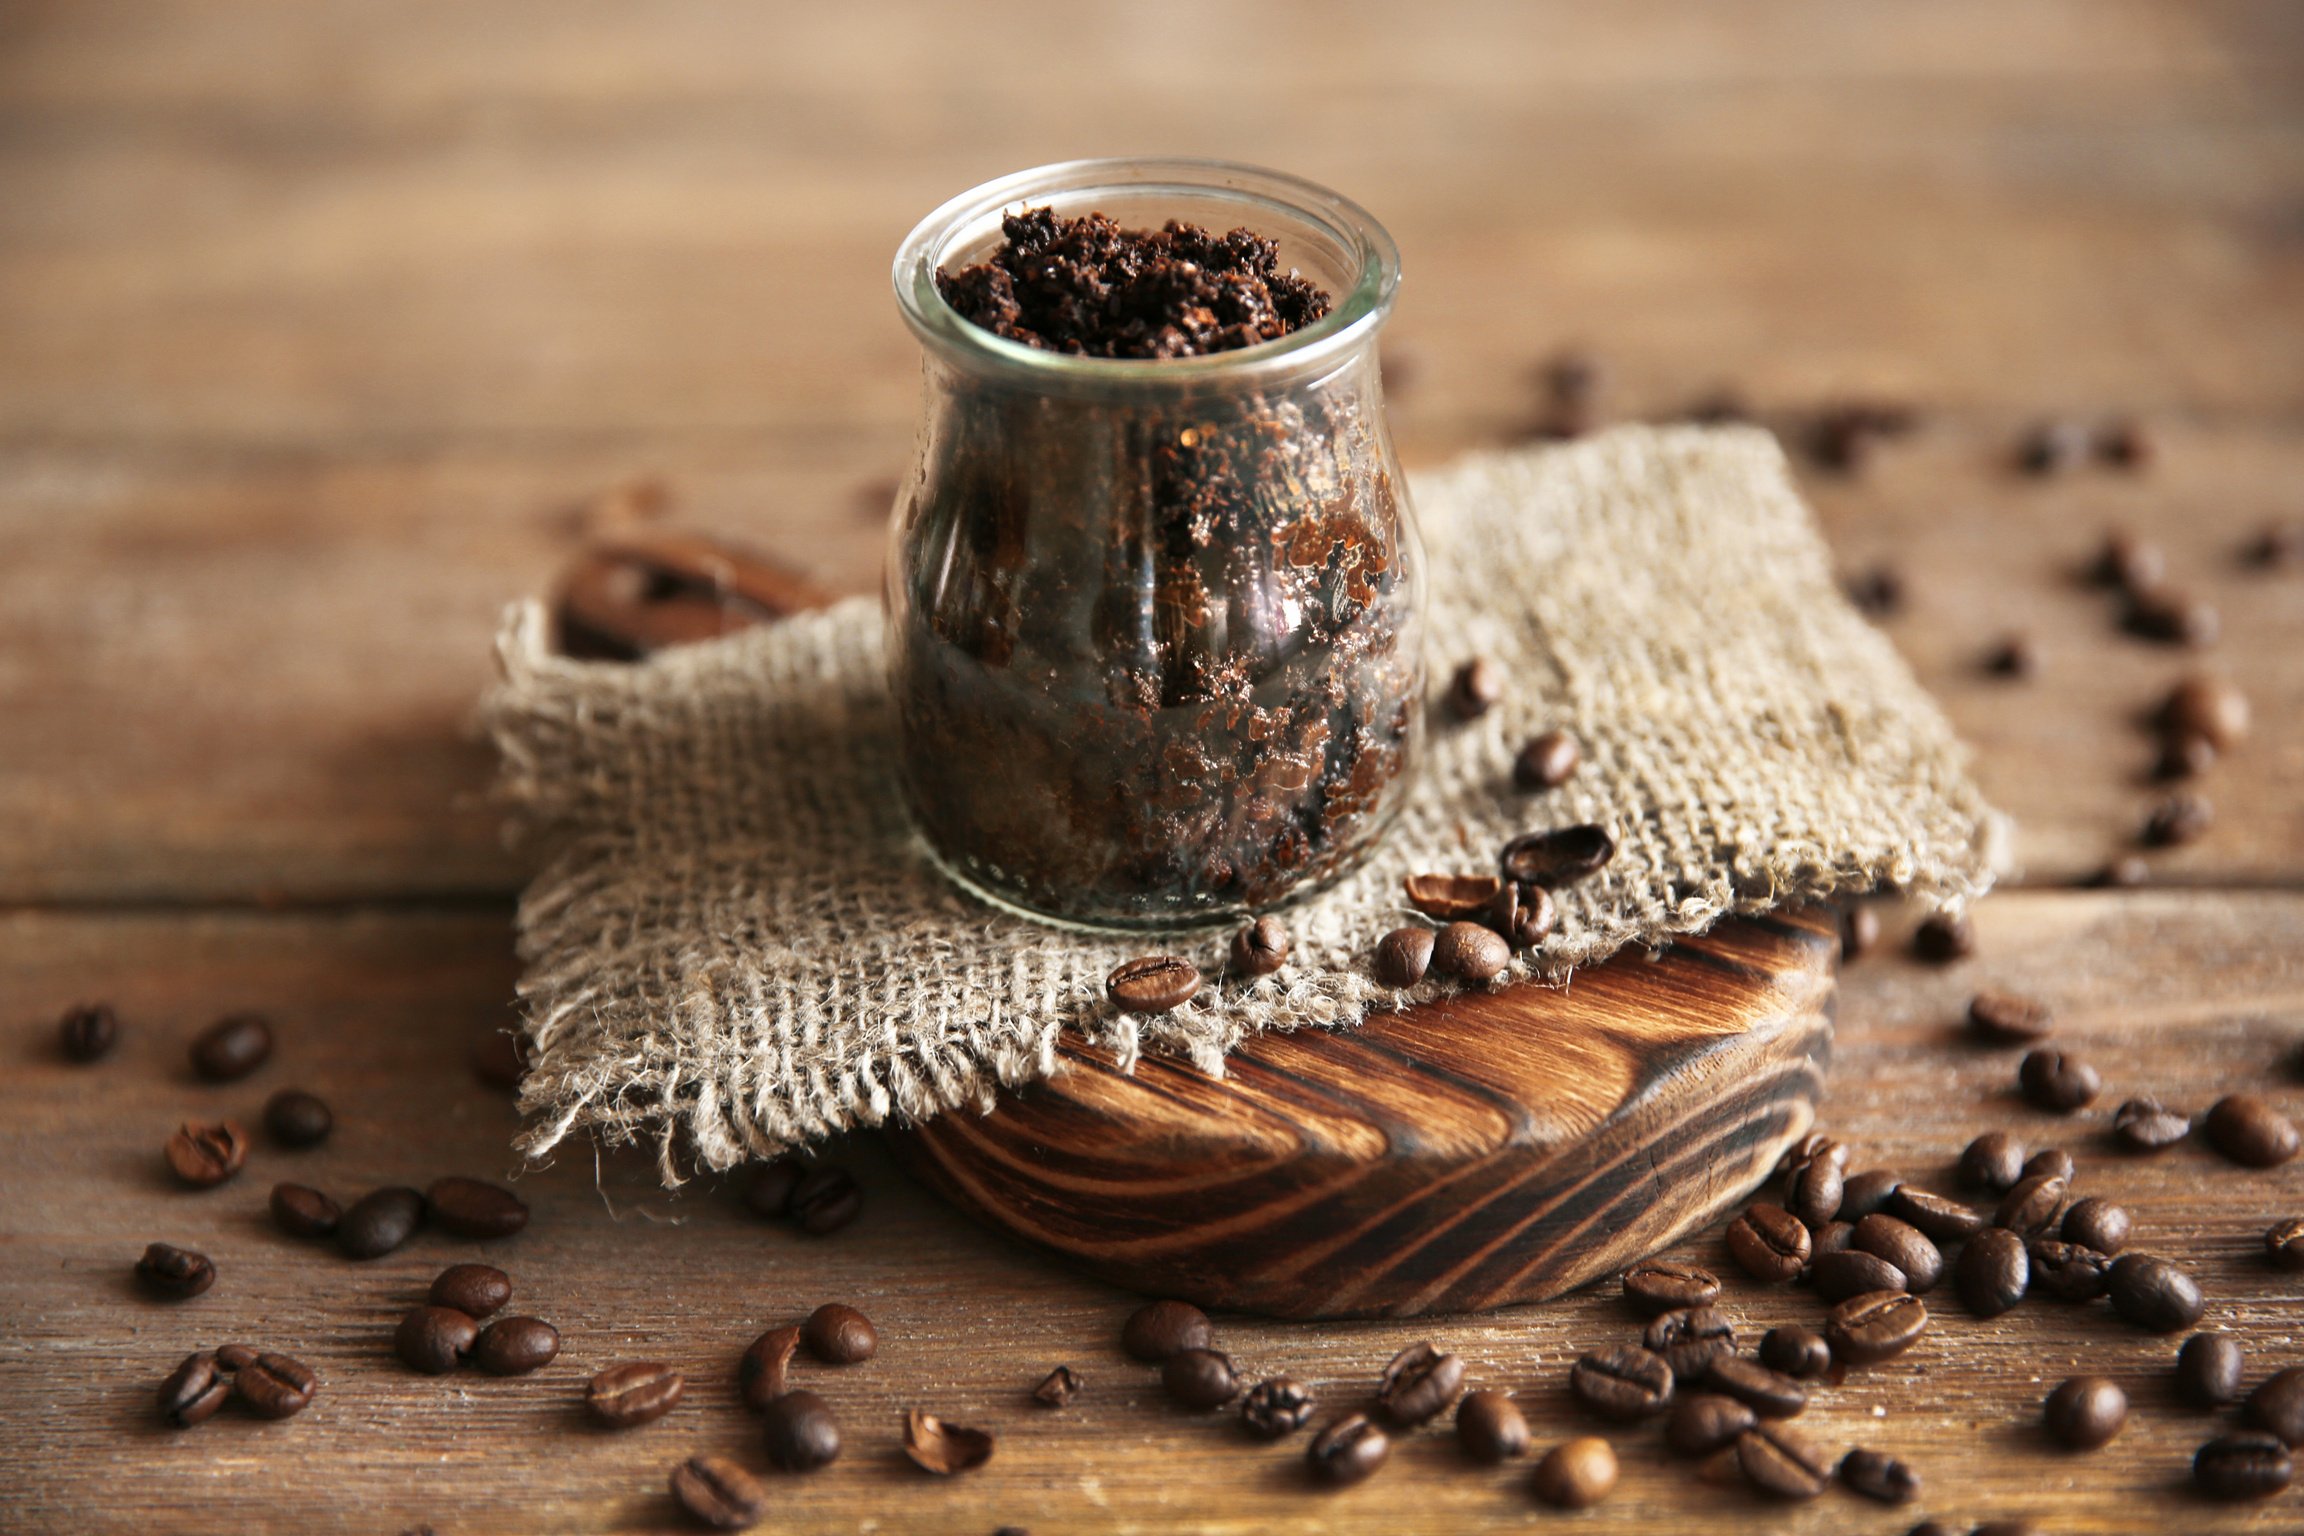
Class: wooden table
3,3,2300,1531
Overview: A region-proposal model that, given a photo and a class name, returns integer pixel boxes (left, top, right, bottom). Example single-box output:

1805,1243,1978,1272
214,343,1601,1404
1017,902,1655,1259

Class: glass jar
886,159,1423,930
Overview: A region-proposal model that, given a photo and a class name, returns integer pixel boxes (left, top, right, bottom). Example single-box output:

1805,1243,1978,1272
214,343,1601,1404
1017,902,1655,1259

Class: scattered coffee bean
430,1263,512,1318
1031,1365,1082,1408
1813,1248,1909,1303
2243,520,2304,569
1969,990,2052,1045
1241,1376,1314,1438
2095,529,2166,594
2044,1376,2126,1450
1840,1447,1920,1504
1854,1214,1943,1293
1737,1421,1832,1499
165,1119,249,1189
1826,1290,1928,1365
1431,921,1510,984
2141,790,2213,846
2267,1217,2304,1272
742,1157,804,1219
215,1343,258,1372
764,1389,842,1471
1666,1392,1757,1457
1106,955,1200,1014
473,1315,560,1375
396,1305,479,1375
1163,1347,1242,1410
1705,1356,1806,1419
2246,1366,2304,1447
2090,854,2152,888
670,1453,766,1530
1122,1299,1212,1362
234,1351,318,1418
1759,1325,1832,1379
1403,873,1502,922
789,1165,862,1235
1956,1228,2030,1318
1376,1341,1464,1426
426,1176,530,1239
1622,1260,1720,1314
134,1241,215,1300
2096,417,2151,468
158,1350,231,1429
1912,913,1974,963
589,1361,685,1428
2019,1048,2100,1112
1811,1220,1855,1259
2107,1253,2205,1333
1790,1157,1846,1227
1959,1131,2027,1192
1645,1306,1734,1380
1982,634,2036,679
799,1302,876,1365
2022,1146,2075,1183
338,1186,426,1259
1995,1173,2068,1236
2204,1093,2299,1167
2195,1432,2292,1500
1372,926,1436,988
262,1088,333,1149
2059,1197,2130,1255
737,1325,800,1410
190,1012,273,1082
1306,1411,1389,1487
1445,657,1505,719
1499,825,1614,887
1726,1202,1810,1283
1569,1345,1673,1421
2028,1239,2114,1303
2178,1331,2244,1408
1228,916,1289,978
1844,563,1906,614
2156,729,2218,780
1512,731,1580,791
902,1409,993,1476
2019,419,2092,476
1781,1131,1850,1176
1524,1437,1616,1514
58,1003,118,1063
1455,1390,1530,1462
1840,903,1881,960
2112,1096,2190,1152
2126,588,2219,647
1887,1186,1986,1244
1813,401,1916,476
1837,1168,1901,1221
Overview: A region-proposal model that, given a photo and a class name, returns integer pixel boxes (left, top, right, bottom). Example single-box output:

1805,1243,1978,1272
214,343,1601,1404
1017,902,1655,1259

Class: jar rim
892,157,1400,387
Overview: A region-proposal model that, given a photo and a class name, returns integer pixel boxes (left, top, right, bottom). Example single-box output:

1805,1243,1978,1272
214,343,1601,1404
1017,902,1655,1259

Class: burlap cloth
485,425,2001,1181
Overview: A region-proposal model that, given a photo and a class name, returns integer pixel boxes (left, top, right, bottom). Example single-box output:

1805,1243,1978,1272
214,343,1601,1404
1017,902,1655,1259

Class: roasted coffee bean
2126,589,2219,647
1982,634,2036,678
1512,731,1581,791
2097,417,2152,468
1644,1306,1734,1380
1953,1137,2027,1197
1121,1299,1212,1362
1622,1260,1720,1314
215,1343,258,1372
742,1157,804,1219
1737,1422,1832,1499
1431,921,1510,984
1499,825,1614,888
1912,913,1974,963
1995,1173,2068,1236
1887,1186,1986,1243
2044,1375,2126,1449
1506,882,1557,950
134,1241,216,1300
1758,1325,1831,1380
1445,657,1505,719
1705,1356,1806,1419
764,1389,842,1471
2195,1432,2292,1500
1455,1390,1530,1462
588,1361,685,1428
1228,916,1289,978
2019,1048,2100,1112
1105,955,1201,1014
2026,1148,2076,1183
801,1303,876,1364
2112,1096,2189,1152
1241,1376,1314,1438
2108,1253,2204,1333
1839,1447,1920,1504
2244,520,2304,569
1810,1220,1855,1260
1031,1365,1082,1408
2204,1093,2299,1167
426,1176,529,1239
1827,1291,1928,1365
1780,1131,1850,1176
2157,727,2218,780
2095,528,2166,592
1790,1157,1845,1227
1568,1346,1673,1421
1837,1168,1901,1221
165,1119,248,1189
1841,904,1880,960
190,1012,273,1081
262,1088,333,1148
1306,1412,1389,1487
473,1315,560,1375
1402,873,1502,921
1726,1202,1809,1283
1853,1214,1942,1293
338,1186,426,1259
2059,1197,2130,1255
1969,990,2052,1045
235,1351,318,1418
1956,1227,2030,1317
59,1003,118,1063
2163,673,2250,751
2267,1217,2304,1272
2027,1240,2113,1303
1163,1347,1242,1410
430,1263,512,1318
2246,1366,2304,1447
1812,1248,1908,1303
670,1453,766,1530
1843,562,1906,611
789,1166,862,1235
2177,1332,2243,1407
1666,1392,1756,1457
1532,1436,1618,1508
2019,419,2092,475
396,1305,479,1375
1375,1341,1464,1426
2142,790,2214,845
1372,926,1435,988
737,1326,799,1410
159,1350,230,1429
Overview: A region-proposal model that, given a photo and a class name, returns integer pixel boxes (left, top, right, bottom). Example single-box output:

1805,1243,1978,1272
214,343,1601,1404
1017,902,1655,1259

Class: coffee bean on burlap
1105,955,1201,1015
1372,927,1436,988
1228,917,1289,978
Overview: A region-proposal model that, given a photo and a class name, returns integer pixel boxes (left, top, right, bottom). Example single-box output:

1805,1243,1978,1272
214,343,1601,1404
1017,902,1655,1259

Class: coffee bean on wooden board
588,1362,685,1428
1499,825,1614,887
1306,1412,1389,1487
1839,1168,1903,1222
1840,904,1880,959
1704,1356,1806,1419
2019,1048,2100,1112
1444,657,1505,719
1912,913,1975,963
1758,1326,1832,1379
1959,1131,2027,1192
263,1088,333,1148
1982,634,2036,679
2195,1432,2292,1500
1240,1377,1314,1439
1887,1186,1986,1243
1106,955,1200,1014
1621,1260,1720,1314
2022,1146,2075,1183
2141,790,2214,846
165,1120,249,1188
1644,1306,1734,1380
2059,1197,2130,1255
473,1316,560,1375
1031,1365,1083,1409
799,1303,876,1364
670,1454,767,1531
2028,1240,2114,1303
1532,1435,1618,1508
2243,521,2304,569
1842,563,1906,613
189,1012,273,1082
396,1305,479,1375
1995,1173,2069,1237
1826,1291,1928,1365
2156,730,2218,781
1854,1214,1943,1293
1376,1342,1464,1426
1372,926,1436,988
1228,917,1289,978
58,1003,118,1063
742,1157,804,1219
2019,418,2093,476
426,1177,530,1239
2126,589,2219,648
2044,1376,2126,1449
1969,990,2052,1045
1737,1422,1832,1500
1163,1348,1242,1410
431,1263,512,1318
1813,1249,1908,1303
2178,1332,2245,1409
1122,1299,1212,1362
234,1352,318,1418
1780,1130,1851,1177
2246,1367,2304,1447
2267,1217,2304,1272
2107,1254,2205,1333
1789,1157,1845,1227
2112,1096,2190,1152
158,1351,231,1429
1726,1202,1809,1283
764,1390,842,1471
1403,873,1502,921
1431,921,1511,983
1666,1393,1757,1457
215,1344,258,1372
1512,731,1580,791
1839,1447,1921,1504
1956,1228,2030,1318
1811,1220,1855,1260
789,1166,862,1235
2204,1093,2299,1167
738,1326,800,1410
1455,1390,1530,1462
1569,1346,1674,1421
134,1241,216,1300
2162,674,2250,750
338,1186,426,1259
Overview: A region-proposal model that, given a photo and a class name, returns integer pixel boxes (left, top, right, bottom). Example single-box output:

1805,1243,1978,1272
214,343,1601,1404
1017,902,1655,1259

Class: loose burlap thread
485,425,2000,1182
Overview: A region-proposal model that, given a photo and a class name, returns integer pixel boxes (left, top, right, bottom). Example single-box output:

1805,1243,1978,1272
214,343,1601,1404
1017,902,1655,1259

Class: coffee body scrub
889,164,1422,929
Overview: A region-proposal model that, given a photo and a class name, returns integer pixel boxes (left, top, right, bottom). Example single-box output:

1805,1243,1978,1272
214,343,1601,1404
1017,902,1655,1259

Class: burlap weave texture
486,425,2000,1181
